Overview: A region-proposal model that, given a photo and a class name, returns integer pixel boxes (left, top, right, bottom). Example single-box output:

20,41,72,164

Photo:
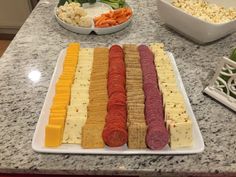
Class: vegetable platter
55,0,133,34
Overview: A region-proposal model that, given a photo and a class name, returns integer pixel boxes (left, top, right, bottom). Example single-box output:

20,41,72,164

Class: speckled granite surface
0,0,236,176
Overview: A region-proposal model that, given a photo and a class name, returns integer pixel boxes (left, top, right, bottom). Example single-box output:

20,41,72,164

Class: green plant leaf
230,48,236,62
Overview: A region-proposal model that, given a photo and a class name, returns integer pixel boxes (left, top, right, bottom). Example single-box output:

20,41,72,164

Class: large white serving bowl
157,0,236,44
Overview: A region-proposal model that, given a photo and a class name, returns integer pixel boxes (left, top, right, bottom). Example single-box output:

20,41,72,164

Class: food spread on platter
44,42,193,150
172,0,236,24
56,0,132,29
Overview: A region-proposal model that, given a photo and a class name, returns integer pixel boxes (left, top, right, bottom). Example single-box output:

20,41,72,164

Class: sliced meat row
102,45,128,147
138,44,169,150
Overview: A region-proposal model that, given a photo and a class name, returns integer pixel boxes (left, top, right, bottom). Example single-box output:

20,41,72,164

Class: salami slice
146,125,169,150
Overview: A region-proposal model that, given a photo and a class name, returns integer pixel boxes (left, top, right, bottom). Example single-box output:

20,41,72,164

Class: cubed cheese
45,125,63,147
49,117,65,128
62,118,86,144
169,120,193,149
163,92,184,105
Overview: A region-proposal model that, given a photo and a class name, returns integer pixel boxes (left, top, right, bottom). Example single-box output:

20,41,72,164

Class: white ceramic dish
32,47,204,154
55,2,133,35
157,0,236,44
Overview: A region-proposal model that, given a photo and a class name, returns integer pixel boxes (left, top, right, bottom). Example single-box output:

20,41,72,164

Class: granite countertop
0,0,236,176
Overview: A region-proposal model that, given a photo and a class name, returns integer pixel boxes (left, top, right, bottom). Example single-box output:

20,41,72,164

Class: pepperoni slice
110,45,123,53
102,126,128,147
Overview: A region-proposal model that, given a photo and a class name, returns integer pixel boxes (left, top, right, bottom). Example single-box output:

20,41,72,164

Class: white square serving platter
32,48,204,154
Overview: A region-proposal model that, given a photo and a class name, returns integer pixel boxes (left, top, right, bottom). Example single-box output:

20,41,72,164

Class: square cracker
81,123,105,148
128,123,147,149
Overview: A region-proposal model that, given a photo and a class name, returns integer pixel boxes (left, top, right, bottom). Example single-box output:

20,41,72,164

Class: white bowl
157,0,236,44
55,2,133,35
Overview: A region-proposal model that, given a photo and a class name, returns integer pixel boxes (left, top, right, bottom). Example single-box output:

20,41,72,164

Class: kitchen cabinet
0,0,39,34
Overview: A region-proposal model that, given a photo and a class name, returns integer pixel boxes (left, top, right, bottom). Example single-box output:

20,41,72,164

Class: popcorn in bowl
56,2,93,28
172,0,236,24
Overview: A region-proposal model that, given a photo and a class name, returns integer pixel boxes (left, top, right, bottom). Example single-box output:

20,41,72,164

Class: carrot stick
101,19,116,25
97,23,110,28
94,8,132,27
117,17,128,24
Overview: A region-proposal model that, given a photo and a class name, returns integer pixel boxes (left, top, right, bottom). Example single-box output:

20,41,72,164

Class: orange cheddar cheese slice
49,114,65,120
59,75,74,80
50,104,67,110
55,86,71,93
54,93,71,99
63,60,77,65
45,125,63,147
50,108,67,114
53,94,70,101
64,55,78,60
55,83,72,87
56,80,73,87
55,92,71,96
53,95,70,101
64,59,78,64
55,87,71,93
49,117,65,128
59,74,74,80
50,112,67,118
62,69,76,74
63,59,78,63
58,79,74,87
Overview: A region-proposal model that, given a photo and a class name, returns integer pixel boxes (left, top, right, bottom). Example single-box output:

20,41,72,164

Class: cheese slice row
62,48,94,144
150,43,193,149
45,43,80,147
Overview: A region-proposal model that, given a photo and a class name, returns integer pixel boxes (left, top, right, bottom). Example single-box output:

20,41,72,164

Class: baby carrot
94,8,132,28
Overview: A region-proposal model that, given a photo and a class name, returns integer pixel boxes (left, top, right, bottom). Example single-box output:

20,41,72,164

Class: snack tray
32,48,204,154
54,2,133,35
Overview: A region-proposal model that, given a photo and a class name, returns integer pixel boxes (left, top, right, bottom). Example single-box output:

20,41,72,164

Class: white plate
157,0,236,44
55,2,133,35
32,48,204,154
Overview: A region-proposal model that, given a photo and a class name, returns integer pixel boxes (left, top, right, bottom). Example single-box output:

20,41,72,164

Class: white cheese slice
169,120,193,149
62,118,87,144
62,48,94,144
